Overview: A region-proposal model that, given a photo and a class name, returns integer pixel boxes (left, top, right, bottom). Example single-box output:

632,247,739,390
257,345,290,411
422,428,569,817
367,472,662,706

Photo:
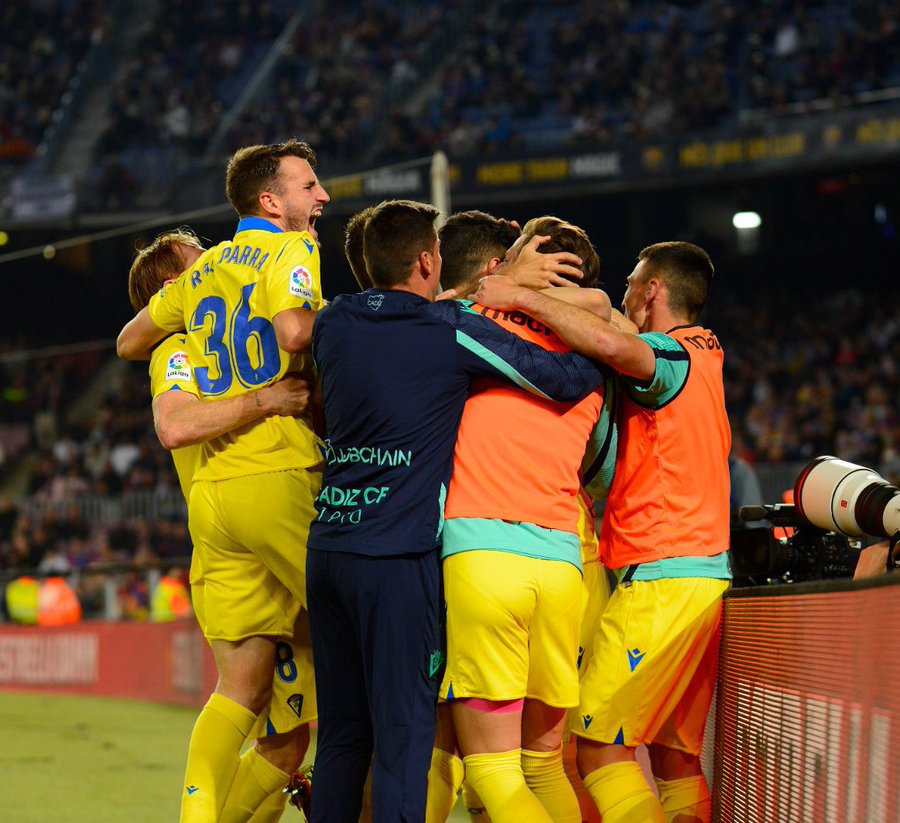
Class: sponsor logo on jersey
166,351,191,382
287,693,304,718
367,294,384,311
185,785,200,795
302,237,315,253
289,266,314,299
582,714,593,729
627,647,646,671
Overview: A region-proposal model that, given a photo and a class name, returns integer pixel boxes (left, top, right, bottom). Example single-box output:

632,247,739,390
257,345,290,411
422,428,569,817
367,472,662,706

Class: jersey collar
235,216,283,234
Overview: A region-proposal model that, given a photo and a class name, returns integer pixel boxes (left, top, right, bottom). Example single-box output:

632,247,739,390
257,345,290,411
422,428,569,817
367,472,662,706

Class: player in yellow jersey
129,227,316,822
117,139,330,823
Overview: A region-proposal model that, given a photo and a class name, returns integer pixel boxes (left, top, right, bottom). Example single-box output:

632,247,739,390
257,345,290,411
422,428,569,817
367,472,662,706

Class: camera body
730,515,858,586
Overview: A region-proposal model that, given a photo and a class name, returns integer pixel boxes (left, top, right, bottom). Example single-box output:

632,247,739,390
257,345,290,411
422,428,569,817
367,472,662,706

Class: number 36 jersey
148,216,324,482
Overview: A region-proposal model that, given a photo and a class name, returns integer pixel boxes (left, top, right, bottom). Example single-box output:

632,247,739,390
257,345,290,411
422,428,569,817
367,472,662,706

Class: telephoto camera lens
794,456,900,538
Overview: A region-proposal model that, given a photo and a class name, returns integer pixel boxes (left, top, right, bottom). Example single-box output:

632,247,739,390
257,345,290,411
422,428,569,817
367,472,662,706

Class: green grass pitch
0,692,471,822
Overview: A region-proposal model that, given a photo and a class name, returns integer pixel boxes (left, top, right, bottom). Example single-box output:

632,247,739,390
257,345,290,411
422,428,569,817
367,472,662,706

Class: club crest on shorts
287,693,304,718
289,266,314,299
428,649,445,678
367,294,384,311
166,351,191,382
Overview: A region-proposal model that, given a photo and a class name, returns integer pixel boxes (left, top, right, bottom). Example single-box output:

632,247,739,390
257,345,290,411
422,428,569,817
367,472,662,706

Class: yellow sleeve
147,272,188,331
265,232,323,315
149,335,201,400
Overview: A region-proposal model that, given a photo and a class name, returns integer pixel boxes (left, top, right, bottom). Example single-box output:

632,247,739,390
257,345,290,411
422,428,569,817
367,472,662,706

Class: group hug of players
117,139,731,823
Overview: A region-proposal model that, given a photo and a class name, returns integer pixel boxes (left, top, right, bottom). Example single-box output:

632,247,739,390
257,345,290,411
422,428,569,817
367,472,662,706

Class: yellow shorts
565,560,611,738
188,468,321,641
192,591,317,737
575,576,727,755
440,550,583,708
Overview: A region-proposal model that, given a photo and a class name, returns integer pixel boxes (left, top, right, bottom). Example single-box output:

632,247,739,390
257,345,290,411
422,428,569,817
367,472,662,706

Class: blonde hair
128,228,203,311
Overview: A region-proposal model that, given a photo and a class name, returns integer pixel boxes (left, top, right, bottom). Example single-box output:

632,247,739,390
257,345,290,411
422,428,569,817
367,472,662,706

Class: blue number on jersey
232,283,280,387
191,296,232,395
275,641,298,683
190,285,279,394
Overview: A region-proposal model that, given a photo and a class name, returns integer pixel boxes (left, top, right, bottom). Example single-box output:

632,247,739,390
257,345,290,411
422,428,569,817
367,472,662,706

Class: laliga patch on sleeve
166,351,192,383
289,265,315,300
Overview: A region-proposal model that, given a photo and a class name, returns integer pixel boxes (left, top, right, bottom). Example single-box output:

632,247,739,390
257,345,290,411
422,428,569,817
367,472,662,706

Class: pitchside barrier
0,573,897,820
0,619,216,706
713,574,899,822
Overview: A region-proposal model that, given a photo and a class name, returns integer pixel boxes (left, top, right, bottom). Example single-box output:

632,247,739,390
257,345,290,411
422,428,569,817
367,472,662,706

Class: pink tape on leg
459,697,525,715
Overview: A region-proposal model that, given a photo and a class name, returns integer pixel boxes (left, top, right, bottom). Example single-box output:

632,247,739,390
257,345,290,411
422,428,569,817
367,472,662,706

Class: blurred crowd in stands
0,0,109,166
1,352,189,617
720,287,900,478
4,0,900,202
396,0,900,160
90,0,451,206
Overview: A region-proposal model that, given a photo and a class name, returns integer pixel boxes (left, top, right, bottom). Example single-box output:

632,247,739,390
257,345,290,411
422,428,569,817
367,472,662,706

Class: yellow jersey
148,334,202,500
148,217,324,481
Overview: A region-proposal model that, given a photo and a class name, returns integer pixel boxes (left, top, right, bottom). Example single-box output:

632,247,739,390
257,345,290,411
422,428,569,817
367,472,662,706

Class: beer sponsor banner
0,621,217,707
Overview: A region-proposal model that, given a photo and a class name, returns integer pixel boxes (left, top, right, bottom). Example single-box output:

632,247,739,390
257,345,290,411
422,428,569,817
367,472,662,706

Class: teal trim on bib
442,518,581,571
615,551,731,582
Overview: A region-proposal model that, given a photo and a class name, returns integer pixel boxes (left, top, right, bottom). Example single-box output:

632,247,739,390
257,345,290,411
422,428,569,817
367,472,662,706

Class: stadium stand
6,0,897,212
0,0,109,167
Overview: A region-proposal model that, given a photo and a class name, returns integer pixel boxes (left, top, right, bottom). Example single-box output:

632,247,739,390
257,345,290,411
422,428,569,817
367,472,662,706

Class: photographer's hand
852,540,891,580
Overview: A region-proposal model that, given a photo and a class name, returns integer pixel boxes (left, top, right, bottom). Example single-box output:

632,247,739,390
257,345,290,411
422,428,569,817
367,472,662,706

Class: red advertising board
0,620,217,706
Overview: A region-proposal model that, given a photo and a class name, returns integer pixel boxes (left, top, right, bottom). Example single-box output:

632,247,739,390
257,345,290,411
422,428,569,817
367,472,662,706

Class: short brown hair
128,228,203,311
363,200,439,288
438,210,521,289
225,139,317,217
637,241,714,321
344,206,375,290
520,216,600,288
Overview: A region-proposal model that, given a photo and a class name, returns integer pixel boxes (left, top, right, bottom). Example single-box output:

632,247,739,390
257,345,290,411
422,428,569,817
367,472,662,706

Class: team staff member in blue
307,199,605,823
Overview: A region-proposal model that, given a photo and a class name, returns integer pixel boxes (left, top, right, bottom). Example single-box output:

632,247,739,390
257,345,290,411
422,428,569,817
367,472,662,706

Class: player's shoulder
150,335,194,389
152,333,187,359
273,230,318,258
640,330,684,351
424,297,466,322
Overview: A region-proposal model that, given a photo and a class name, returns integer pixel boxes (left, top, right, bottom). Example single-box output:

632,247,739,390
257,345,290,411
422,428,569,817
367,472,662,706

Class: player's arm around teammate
128,227,317,823
476,243,730,823
121,141,331,823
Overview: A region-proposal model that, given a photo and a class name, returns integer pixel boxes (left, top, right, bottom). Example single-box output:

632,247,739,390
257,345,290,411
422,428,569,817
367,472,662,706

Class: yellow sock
426,748,465,823
221,746,290,823
463,750,553,823
655,775,711,823
461,780,492,821
359,767,373,823
180,693,257,823
562,740,600,823
245,787,288,823
582,761,666,823
521,746,581,823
